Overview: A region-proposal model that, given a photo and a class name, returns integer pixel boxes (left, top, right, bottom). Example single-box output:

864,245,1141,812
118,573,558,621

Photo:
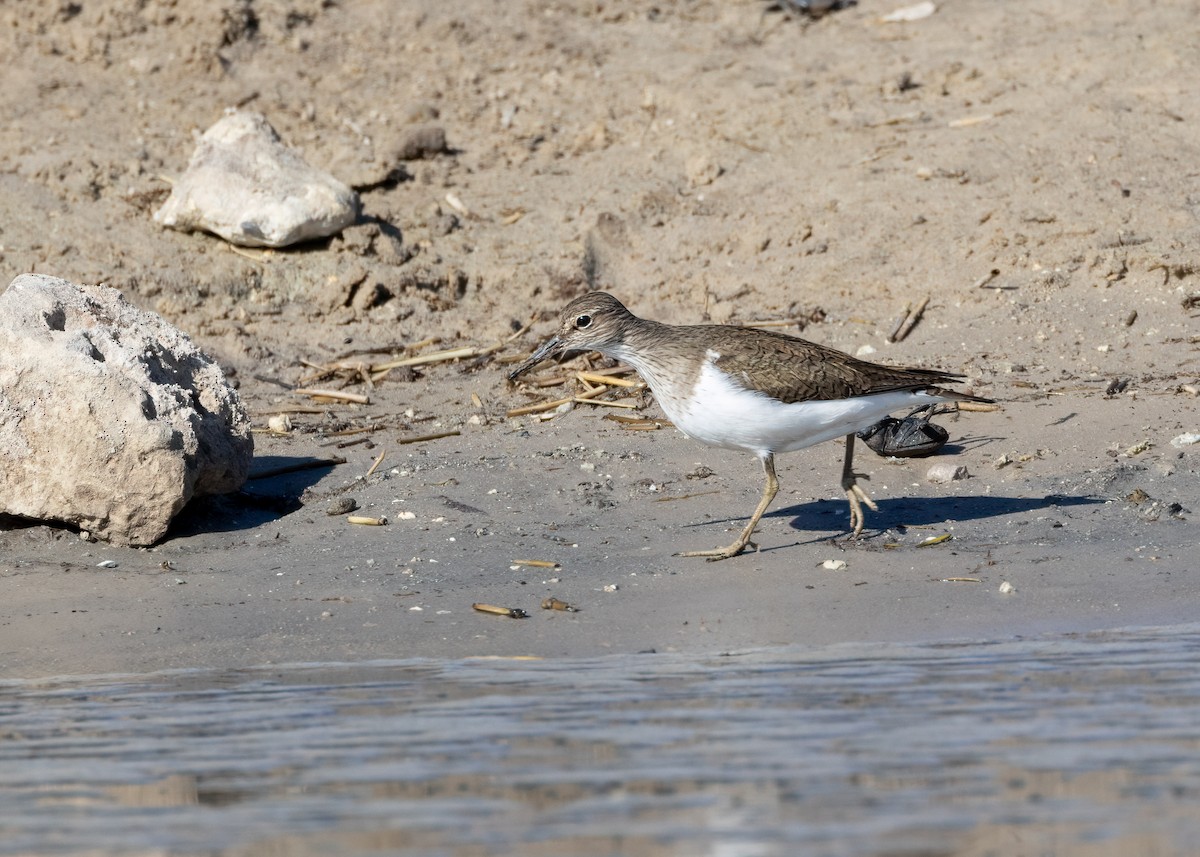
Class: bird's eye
575,314,592,329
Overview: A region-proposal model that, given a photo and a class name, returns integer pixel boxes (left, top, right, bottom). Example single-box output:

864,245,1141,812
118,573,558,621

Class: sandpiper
509,292,993,561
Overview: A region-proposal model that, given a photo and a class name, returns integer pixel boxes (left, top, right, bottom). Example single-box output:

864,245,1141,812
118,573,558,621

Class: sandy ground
1,0,1197,679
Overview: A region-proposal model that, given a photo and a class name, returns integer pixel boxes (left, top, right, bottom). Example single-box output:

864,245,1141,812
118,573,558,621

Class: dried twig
888,295,931,343
257,405,329,415
745,318,811,329
325,425,386,437
325,437,370,449
507,396,572,417
294,388,370,404
336,340,435,360
575,397,637,409
973,269,1001,288
602,413,673,430
372,346,479,371
472,603,529,619
228,245,273,263
396,429,461,445
654,490,720,503
365,448,387,478
577,371,642,389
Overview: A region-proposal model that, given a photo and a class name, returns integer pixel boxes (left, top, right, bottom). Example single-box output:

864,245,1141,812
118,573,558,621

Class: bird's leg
841,433,879,537
678,454,779,562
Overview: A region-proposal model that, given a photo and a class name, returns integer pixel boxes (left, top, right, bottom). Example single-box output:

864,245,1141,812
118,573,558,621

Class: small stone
1126,488,1150,504
96,560,119,569
998,581,1015,594
685,154,721,187
926,463,969,484
326,497,358,516
882,1,936,23
1169,432,1200,449
822,559,848,571
267,414,292,433
602,583,619,592
154,110,359,248
1123,439,1153,457
392,125,448,161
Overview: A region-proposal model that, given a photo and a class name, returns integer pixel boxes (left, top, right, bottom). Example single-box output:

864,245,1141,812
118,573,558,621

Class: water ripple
3,625,1200,855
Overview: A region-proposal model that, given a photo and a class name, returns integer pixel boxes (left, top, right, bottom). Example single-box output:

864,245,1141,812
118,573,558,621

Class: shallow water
4,626,1200,857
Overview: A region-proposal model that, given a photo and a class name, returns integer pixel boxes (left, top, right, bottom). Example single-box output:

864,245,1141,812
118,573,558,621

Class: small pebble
882,1,937,22
998,581,1015,595
1123,439,1152,457
602,584,619,592
926,463,969,484
685,153,721,187
1169,432,1200,449
96,560,119,569
822,559,848,571
267,414,292,433
326,497,358,516
393,124,448,160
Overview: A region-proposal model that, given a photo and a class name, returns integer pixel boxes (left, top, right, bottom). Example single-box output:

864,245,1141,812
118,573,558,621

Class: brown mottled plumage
510,292,993,560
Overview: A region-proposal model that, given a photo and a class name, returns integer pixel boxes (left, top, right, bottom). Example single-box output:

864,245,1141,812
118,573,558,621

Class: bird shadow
679,492,1105,542
775,492,1104,535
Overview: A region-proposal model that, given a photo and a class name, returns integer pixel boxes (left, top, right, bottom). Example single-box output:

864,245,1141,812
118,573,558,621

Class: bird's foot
676,539,758,562
843,481,879,538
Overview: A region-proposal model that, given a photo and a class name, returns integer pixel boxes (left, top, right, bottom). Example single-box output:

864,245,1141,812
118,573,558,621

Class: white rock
0,274,253,546
154,110,359,248
998,581,1016,594
926,463,969,484
685,153,721,187
882,2,936,23
1169,432,1200,449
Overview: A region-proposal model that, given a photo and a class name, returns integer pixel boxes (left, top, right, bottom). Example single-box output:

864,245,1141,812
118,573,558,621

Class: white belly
663,361,948,457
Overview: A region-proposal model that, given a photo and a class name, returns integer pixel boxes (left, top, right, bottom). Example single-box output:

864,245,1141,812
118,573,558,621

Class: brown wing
706,326,979,404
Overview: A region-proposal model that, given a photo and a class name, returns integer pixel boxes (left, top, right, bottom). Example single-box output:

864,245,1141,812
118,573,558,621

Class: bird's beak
508,335,564,381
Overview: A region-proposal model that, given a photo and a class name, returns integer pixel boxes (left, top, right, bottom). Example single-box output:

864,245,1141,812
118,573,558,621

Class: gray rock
926,463,970,484
0,274,253,546
154,110,359,248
